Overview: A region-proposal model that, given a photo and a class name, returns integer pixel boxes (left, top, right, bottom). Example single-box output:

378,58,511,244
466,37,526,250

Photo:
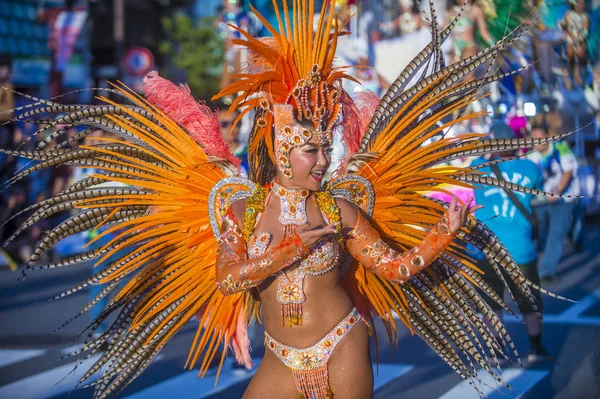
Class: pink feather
143,71,239,167
339,90,362,154
353,90,380,140
230,310,253,369
338,90,380,155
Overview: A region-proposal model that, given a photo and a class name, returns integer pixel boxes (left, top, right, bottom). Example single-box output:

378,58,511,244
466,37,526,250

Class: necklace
271,180,309,226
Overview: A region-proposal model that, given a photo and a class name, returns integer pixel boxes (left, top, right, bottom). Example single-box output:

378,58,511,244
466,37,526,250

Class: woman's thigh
328,322,374,398
243,350,297,399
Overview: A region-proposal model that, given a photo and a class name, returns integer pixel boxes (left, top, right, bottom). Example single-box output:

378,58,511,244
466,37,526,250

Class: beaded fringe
282,302,303,326
292,364,332,399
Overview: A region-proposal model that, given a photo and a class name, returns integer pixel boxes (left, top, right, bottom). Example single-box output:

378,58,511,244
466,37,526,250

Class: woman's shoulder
229,199,247,226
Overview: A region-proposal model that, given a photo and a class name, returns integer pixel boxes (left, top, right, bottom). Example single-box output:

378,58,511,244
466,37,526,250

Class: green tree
159,13,224,100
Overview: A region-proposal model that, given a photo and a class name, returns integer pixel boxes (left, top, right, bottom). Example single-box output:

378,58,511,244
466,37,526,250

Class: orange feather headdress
213,0,358,178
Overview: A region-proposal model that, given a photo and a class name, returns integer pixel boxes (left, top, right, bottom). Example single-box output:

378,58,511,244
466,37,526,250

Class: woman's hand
295,222,337,249
447,196,482,234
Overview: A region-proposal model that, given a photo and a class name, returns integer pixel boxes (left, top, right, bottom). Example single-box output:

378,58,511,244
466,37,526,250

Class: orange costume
1,1,572,398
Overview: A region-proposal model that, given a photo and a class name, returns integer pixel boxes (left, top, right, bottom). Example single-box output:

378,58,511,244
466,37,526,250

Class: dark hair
249,110,276,186
530,123,549,136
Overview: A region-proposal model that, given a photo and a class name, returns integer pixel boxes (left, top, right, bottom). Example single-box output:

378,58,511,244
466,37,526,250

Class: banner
51,9,88,72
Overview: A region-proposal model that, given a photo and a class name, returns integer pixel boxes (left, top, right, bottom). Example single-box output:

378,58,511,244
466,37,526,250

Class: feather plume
143,71,239,168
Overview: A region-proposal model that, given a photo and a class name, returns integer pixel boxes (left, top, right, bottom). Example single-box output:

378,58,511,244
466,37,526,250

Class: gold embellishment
220,274,251,294
314,190,342,243
248,232,273,258
279,284,304,303
439,222,451,235
301,352,318,367
242,186,269,241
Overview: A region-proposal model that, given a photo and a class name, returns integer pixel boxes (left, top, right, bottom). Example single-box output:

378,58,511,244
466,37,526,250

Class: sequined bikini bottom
264,308,362,399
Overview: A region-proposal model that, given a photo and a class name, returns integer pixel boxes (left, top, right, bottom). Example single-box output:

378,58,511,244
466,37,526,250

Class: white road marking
438,368,548,399
373,363,414,391
0,354,102,399
504,287,600,326
123,357,260,399
0,349,45,368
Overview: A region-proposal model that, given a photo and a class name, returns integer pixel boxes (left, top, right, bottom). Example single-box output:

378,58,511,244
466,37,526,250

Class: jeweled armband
345,212,455,283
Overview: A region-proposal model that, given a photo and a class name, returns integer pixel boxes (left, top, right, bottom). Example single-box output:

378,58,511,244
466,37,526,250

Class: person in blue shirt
527,123,579,283
472,120,552,364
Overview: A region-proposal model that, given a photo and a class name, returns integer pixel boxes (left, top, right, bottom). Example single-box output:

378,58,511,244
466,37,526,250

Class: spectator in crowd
0,187,29,266
0,123,53,265
217,0,262,90
472,121,552,364
380,0,423,37
560,0,590,87
342,41,389,97
527,123,579,284
532,0,566,87
446,0,493,64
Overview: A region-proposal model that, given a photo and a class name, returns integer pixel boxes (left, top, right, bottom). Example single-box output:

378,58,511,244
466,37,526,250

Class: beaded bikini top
247,228,339,274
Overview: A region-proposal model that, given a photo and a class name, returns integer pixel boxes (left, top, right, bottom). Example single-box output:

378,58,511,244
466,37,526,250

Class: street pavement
0,219,599,399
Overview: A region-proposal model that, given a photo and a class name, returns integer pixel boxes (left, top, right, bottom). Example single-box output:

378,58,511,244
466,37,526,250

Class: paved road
1,219,599,399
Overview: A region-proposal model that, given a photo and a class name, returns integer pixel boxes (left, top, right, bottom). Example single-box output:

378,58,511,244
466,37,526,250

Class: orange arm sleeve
215,209,309,295
345,211,455,283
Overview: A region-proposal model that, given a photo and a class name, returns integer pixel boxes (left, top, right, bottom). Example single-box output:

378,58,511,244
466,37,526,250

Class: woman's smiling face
276,134,332,191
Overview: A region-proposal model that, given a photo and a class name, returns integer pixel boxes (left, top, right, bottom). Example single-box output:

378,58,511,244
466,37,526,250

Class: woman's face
277,135,332,192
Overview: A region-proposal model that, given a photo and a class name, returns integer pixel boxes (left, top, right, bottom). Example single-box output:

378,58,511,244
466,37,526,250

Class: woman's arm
345,208,454,283
338,197,473,283
215,208,309,295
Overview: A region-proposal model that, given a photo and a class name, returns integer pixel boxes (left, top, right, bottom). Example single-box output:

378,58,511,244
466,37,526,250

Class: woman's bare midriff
258,266,355,347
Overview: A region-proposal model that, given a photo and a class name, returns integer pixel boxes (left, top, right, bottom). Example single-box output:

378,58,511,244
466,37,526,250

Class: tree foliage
159,13,224,100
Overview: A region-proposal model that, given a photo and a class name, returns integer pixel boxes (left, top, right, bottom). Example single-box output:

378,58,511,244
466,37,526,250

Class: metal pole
114,0,124,80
